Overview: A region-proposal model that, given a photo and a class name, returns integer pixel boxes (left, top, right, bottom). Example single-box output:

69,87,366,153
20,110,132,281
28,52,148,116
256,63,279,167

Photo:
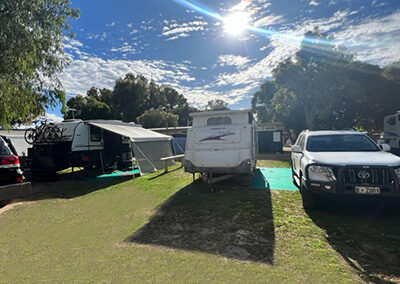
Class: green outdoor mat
251,167,298,191
97,169,140,178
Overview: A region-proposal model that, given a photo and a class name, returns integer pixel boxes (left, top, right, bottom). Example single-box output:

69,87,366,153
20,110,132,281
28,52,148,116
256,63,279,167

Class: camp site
1,0,400,283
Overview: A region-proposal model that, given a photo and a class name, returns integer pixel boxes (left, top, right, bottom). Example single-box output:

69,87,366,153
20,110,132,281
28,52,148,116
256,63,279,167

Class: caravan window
388,117,396,126
90,126,102,141
207,117,232,126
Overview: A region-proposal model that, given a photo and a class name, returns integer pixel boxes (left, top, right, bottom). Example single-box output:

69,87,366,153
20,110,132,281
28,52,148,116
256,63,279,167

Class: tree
172,104,199,126
206,99,230,111
252,30,400,137
137,109,178,128
251,81,278,122
0,0,79,127
273,31,354,130
65,93,111,120
64,74,199,126
145,80,167,110
112,74,149,122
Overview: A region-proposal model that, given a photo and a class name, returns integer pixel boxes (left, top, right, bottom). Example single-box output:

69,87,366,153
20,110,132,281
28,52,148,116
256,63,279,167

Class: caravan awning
88,120,171,142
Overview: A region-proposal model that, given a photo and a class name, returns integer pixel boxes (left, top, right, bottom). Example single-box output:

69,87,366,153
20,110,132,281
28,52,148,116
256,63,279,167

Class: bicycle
24,118,64,144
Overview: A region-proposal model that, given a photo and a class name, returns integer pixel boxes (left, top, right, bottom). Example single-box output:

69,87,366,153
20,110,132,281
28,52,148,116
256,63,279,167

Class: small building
256,122,285,154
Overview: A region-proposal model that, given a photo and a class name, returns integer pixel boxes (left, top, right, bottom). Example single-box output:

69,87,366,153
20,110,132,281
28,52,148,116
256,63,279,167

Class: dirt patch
0,201,33,216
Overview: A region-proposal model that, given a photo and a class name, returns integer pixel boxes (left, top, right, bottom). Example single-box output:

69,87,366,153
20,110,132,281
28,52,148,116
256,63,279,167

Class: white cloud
60,57,195,95
166,33,190,41
63,37,84,51
334,11,400,65
110,43,137,54
295,10,351,33
129,29,138,35
218,54,251,69
45,113,64,123
230,0,252,11
161,20,208,40
254,14,284,27
309,0,320,6
215,35,299,88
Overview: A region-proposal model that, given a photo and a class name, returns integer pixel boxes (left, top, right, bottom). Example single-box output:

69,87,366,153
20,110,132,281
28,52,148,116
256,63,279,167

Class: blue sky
48,0,400,121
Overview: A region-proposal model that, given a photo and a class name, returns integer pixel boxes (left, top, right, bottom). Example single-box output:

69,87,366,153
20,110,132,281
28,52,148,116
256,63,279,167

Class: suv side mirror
381,143,391,152
291,145,302,153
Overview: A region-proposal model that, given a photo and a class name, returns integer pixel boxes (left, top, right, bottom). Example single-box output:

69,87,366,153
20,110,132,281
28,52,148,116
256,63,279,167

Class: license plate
355,186,380,195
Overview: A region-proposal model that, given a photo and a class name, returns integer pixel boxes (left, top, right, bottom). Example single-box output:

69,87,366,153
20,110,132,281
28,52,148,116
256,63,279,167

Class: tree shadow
127,180,275,264
26,170,132,200
307,199,400,283
148,166,182,180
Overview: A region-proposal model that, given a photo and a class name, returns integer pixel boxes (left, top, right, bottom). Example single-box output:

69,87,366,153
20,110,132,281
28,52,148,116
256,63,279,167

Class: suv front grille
341,167,394,185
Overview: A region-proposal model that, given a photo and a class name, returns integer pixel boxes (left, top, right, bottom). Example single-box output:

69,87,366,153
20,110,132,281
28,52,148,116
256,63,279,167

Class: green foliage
137,108,178,128
206,99,230,111
252,30,400,136
64,73,199,126
251,81,278,122
0,0,79,127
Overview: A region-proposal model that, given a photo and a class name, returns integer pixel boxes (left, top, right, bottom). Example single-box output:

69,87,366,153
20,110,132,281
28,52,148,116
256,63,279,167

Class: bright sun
223,11,250,36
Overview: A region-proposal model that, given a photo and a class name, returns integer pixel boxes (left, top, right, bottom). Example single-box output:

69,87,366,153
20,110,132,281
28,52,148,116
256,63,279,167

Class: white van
383,111,400,155
184,109,257,175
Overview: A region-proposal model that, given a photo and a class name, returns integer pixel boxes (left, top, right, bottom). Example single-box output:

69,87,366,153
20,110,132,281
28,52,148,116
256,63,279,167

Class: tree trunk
288,129,296,145
303,107,315,130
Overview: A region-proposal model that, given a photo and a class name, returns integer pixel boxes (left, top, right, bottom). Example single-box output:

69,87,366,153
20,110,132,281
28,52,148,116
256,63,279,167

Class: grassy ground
0,162,399,283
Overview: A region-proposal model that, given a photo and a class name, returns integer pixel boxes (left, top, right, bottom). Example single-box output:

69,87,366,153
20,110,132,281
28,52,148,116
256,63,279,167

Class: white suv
291,130,400,209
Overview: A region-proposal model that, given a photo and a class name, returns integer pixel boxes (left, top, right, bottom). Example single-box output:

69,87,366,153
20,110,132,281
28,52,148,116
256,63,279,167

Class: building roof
189,109,251,117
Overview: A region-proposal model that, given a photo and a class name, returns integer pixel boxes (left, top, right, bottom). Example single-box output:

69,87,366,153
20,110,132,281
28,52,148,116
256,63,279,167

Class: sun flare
223,11,250,36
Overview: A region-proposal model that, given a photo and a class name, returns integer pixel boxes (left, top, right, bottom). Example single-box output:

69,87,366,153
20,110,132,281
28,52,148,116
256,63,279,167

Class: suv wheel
300,175,319,210
292,167,300,189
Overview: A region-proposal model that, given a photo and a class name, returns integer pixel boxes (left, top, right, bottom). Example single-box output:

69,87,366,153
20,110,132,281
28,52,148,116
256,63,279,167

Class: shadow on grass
307,200,400,284
27,170,132,200
127,180,275,264
148,166,182,181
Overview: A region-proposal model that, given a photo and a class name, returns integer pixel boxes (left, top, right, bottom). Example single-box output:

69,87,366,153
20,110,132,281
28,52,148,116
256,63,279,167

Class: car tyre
300,175,319,210
292,167,300,189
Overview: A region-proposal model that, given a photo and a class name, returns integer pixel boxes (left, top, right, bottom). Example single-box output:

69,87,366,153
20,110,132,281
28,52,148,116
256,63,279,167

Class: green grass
1,162,399,283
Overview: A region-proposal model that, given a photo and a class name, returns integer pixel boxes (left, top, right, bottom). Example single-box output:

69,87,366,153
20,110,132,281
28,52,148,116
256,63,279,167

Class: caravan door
71,122,103,151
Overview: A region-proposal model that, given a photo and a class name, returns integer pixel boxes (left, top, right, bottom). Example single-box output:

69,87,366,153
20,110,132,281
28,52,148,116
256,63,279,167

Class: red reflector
81,156,91,162
16,176,23,183
1,155,20,165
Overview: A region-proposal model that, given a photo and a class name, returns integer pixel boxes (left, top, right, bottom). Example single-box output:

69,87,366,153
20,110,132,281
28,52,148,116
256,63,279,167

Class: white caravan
28,120,173,175
383,111,400,155
184,109,257,176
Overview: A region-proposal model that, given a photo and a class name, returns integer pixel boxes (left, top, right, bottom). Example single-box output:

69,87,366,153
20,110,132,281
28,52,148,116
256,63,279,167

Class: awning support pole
99,150,105,174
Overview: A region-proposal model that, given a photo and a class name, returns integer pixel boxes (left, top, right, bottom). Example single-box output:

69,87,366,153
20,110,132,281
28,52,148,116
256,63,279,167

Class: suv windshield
306,134,380,152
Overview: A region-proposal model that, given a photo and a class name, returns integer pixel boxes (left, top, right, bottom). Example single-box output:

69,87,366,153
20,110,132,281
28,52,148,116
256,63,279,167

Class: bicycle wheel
44,126,58,143
24,128,37,144
54,127,63,143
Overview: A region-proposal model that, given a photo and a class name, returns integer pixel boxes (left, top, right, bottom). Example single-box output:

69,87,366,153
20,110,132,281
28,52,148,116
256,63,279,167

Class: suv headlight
394,168,400,181
308,165,336,182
